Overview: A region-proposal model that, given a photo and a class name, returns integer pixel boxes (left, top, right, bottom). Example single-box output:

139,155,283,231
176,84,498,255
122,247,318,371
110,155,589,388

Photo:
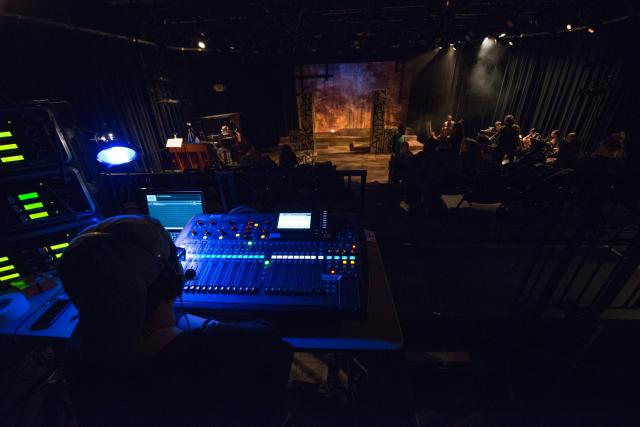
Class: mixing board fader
174,211,366,316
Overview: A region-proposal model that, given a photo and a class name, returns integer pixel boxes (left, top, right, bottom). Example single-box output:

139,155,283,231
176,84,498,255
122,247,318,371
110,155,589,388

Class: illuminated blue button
349,256,355,260
327,256,333,260
342,256,347,260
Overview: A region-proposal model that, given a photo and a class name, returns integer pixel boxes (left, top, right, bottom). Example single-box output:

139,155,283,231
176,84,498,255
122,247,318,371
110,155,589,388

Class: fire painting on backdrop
300,62,408,133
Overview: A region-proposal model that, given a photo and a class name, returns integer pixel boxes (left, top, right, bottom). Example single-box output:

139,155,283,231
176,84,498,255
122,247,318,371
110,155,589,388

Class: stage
282,129,422,184
315,146,390,183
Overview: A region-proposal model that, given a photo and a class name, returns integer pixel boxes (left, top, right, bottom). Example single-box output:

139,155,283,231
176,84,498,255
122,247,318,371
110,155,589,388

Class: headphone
76,231,185,301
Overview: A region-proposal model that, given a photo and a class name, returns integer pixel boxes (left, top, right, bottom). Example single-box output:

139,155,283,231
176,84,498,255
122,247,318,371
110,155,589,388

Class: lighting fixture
96,137,138,166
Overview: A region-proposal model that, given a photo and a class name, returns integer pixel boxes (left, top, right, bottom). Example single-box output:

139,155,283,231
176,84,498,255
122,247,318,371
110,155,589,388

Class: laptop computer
145,191,204,241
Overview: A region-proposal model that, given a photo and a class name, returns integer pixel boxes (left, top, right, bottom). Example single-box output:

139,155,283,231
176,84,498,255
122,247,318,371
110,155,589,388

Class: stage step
315,136,368,147
350,141,370,153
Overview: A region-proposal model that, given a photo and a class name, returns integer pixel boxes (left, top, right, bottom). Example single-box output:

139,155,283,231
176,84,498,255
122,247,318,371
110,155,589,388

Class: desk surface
284,239,403,351
2,239,403,352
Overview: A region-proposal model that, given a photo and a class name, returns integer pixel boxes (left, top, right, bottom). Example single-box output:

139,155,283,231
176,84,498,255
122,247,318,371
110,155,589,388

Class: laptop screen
145,192,204,230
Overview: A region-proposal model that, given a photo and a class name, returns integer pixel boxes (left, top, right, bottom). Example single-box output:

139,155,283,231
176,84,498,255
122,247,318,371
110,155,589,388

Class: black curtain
407,21,640,151
0,18,183,172
167,53,298,150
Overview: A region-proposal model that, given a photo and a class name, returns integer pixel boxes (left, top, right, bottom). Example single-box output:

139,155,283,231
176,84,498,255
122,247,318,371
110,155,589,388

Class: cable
176,273,196,330
229,205,259,214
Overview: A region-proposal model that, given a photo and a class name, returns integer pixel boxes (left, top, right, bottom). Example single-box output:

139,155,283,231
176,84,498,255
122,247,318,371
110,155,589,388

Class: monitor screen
277,212,312,230
146,193,203,230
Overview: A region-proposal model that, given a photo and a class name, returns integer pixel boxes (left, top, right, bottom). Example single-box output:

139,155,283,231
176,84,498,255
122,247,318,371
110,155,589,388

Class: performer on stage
522,128,541,150
494,115,519,164
217,124,241,166
442,114,455,135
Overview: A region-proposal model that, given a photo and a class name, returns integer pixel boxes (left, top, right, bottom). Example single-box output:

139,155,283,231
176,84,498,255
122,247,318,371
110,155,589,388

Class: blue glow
96,145,138,166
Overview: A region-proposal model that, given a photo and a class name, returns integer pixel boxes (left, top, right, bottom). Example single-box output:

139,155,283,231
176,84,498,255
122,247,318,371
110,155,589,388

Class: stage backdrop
407,22,639,151
299,62,408,133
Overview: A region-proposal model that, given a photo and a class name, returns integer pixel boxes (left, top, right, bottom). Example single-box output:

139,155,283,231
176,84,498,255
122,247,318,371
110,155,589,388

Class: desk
284,239,403,351
2,240,402,353
168,144,216,171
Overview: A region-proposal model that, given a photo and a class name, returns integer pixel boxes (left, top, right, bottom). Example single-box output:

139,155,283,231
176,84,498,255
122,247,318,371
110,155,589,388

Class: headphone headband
66,230,184,301
81,231,169,263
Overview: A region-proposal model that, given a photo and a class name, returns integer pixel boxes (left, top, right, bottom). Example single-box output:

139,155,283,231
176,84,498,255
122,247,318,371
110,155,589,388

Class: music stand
166,138,183,148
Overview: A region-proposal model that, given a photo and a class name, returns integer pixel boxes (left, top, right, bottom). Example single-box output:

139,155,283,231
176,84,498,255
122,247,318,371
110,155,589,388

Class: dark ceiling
3,0,637,62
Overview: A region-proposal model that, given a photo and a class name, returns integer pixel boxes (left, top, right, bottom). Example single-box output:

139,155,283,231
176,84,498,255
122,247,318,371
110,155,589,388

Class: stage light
587,27,595,34
197,40,206,49
96,140,138,166
499,33,507,38
508,41,514,46
566,24,572,31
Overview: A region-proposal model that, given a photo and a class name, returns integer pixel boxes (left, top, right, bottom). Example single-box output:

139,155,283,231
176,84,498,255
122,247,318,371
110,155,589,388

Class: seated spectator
278,144,298,169
238,144,262,168
257,154,278,169
448,121,464,153
390,125,407,156
593,132,626,160
390,143,413,183
460,137,482,177
556,132,583,169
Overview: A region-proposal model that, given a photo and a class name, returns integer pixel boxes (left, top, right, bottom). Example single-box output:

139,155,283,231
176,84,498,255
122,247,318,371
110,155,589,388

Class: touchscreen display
277,212,312,230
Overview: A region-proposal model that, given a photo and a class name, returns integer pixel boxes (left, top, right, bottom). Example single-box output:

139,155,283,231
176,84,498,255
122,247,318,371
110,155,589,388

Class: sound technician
57,216,292,426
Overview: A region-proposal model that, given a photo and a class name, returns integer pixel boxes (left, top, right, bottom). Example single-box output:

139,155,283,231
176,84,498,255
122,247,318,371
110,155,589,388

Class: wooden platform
277,129,424,183
315,144,390,183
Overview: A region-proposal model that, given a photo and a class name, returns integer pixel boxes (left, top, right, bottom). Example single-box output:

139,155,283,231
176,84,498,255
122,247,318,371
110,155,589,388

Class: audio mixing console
175,211,366,316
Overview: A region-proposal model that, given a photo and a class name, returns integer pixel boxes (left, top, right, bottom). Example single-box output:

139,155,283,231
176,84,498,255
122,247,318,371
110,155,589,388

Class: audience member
278,144,298,169
390,125,407,155
555,132,582,169
592,132,626,160
448,121,464,153
238,144,261,168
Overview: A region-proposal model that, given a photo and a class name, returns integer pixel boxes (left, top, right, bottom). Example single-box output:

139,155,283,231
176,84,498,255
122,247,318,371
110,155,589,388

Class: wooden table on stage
169,143,216,171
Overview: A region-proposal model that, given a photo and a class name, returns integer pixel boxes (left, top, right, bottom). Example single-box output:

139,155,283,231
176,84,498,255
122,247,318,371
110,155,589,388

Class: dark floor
3,177,639,426
313,182,640,427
